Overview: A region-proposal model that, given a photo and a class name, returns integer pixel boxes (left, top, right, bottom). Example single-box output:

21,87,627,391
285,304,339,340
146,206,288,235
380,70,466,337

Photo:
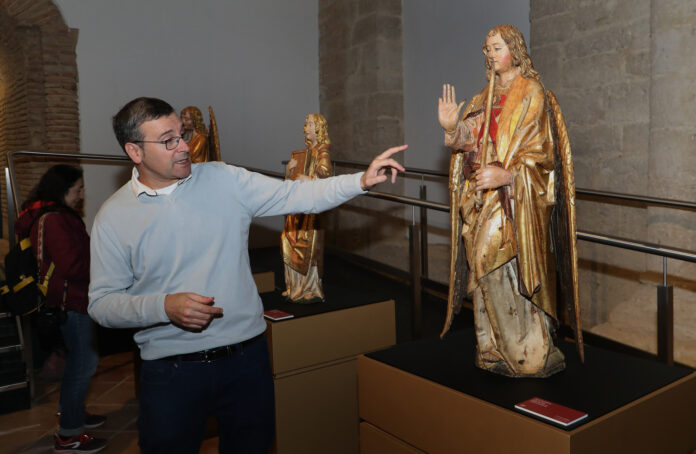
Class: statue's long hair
483,24,539,82
181,106,208,135
305,113,331,147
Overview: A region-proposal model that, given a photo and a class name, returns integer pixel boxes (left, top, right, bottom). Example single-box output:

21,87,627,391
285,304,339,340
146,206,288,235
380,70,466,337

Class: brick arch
0,0,79,235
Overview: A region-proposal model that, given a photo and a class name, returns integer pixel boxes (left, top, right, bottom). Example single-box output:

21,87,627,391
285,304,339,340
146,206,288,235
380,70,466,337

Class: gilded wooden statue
281,113,332,303
438,24,583,377
181,106,221,163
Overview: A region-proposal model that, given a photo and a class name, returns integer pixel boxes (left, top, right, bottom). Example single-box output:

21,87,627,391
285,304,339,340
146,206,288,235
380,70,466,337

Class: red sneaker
53,432,107,454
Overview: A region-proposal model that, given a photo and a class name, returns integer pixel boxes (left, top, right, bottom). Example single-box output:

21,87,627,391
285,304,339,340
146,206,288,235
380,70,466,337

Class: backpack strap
10,237,40,293
37,213,56,299
19,237,32,251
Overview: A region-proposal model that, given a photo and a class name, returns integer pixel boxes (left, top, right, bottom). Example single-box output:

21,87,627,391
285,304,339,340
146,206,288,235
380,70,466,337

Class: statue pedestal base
358,328,696,454
265,296,395,454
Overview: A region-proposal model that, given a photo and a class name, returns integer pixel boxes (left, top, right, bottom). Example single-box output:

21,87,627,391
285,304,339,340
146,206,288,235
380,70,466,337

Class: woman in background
15,164,107,453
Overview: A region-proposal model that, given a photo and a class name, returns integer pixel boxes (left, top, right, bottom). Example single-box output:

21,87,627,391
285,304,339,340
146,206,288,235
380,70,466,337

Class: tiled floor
0,352,220,453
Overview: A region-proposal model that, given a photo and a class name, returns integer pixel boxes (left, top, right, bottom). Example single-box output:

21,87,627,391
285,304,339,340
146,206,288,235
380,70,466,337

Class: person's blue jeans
137,335,275,454
58,310,100,436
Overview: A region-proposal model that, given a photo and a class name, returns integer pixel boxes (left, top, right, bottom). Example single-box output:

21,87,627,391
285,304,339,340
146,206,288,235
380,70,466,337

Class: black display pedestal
359,328,696,454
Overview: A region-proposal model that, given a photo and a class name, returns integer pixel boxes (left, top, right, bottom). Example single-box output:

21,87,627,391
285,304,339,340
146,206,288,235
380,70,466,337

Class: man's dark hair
112,97,175,151
23,164,83,210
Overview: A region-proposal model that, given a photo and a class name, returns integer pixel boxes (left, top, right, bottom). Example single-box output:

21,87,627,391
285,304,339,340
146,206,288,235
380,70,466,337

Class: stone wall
318,0,407,268
530,0,696,365
0,0,79,236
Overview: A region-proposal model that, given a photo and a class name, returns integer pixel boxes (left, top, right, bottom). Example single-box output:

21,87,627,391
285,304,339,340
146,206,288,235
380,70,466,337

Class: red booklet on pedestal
263,309,294,321
514,397,588,426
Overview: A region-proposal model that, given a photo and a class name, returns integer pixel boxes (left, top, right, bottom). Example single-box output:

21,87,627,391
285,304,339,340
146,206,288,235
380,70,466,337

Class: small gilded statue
281,113,332,303
438,24,583,377
180,106,221,163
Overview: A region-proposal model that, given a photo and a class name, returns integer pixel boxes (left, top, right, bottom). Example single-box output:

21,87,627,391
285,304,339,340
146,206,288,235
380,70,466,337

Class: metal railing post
0,169,3,238
409,223,422,340
419,183,428,279
6,168,15,247
657,257,674,365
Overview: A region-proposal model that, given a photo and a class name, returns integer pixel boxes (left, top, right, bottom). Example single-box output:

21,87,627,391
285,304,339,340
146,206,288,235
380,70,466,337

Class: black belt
160,333,265,363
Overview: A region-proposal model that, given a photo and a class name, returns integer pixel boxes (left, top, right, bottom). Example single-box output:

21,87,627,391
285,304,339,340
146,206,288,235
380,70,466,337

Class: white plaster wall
54,0,319,235
402,0,530,246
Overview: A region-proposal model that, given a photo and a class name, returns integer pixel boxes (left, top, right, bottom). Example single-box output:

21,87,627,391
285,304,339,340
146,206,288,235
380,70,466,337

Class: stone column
319,0,406,268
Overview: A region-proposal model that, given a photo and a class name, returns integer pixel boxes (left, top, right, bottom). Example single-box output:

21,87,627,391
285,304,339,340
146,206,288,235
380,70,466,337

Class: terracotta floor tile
5,431,54,453
86,403,139,432
90,380,137,406
199,436,220,453
31,381,61,405
95,352,133,370
121,416,138,431
85,379,131,405
93,357,136,383
101,432,139,453
0,405,57,433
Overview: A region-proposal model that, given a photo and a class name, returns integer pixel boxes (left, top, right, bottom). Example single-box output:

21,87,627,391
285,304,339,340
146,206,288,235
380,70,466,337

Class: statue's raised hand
438,84,466,132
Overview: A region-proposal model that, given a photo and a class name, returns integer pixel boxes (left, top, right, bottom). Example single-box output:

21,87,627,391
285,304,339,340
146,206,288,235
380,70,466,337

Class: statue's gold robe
443,74,566,377
281,144,332,303
187,131,209,164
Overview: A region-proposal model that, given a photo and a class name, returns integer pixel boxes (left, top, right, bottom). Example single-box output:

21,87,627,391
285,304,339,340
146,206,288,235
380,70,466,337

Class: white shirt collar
130,167,191,197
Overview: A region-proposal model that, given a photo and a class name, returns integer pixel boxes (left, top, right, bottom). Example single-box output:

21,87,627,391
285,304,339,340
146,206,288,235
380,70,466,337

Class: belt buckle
203,350,212,363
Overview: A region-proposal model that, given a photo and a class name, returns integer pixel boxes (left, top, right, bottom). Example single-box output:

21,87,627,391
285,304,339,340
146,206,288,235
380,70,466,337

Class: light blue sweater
88,162,365,360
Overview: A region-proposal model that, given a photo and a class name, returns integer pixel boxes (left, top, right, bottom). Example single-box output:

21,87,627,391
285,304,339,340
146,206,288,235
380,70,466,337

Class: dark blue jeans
59,311,99,436
138,335,275,454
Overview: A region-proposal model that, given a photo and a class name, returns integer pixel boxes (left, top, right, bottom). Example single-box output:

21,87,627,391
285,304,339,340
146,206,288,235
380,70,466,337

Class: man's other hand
164,293,223,330
360,145,407,190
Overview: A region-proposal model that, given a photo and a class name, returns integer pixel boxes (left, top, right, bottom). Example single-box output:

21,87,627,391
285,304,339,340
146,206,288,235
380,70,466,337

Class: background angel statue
180,105,221,163
438,24,583,377
281,113,333,303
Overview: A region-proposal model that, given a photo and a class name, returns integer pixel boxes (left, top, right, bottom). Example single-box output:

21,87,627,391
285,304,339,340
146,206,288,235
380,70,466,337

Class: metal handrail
578,232,696,263
332,158,447,178
363,190,449,212
11,154,684,263
331,158,696,211
574,189,696,211
5,151,691,365
252,166,450,212
241,166,284,179
7,150,130,218
256,164,696,263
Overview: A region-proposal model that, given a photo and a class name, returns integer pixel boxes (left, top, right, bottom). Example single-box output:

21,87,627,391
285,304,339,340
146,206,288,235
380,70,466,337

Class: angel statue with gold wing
438,24,583,378
281,113,332,304
180,105,221,163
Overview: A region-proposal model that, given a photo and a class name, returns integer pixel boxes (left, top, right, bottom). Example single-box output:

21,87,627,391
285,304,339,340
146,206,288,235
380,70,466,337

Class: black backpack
0,213,55,316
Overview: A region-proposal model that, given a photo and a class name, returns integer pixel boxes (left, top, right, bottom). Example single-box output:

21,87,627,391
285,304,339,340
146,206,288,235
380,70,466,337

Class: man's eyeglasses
132,136,184,151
